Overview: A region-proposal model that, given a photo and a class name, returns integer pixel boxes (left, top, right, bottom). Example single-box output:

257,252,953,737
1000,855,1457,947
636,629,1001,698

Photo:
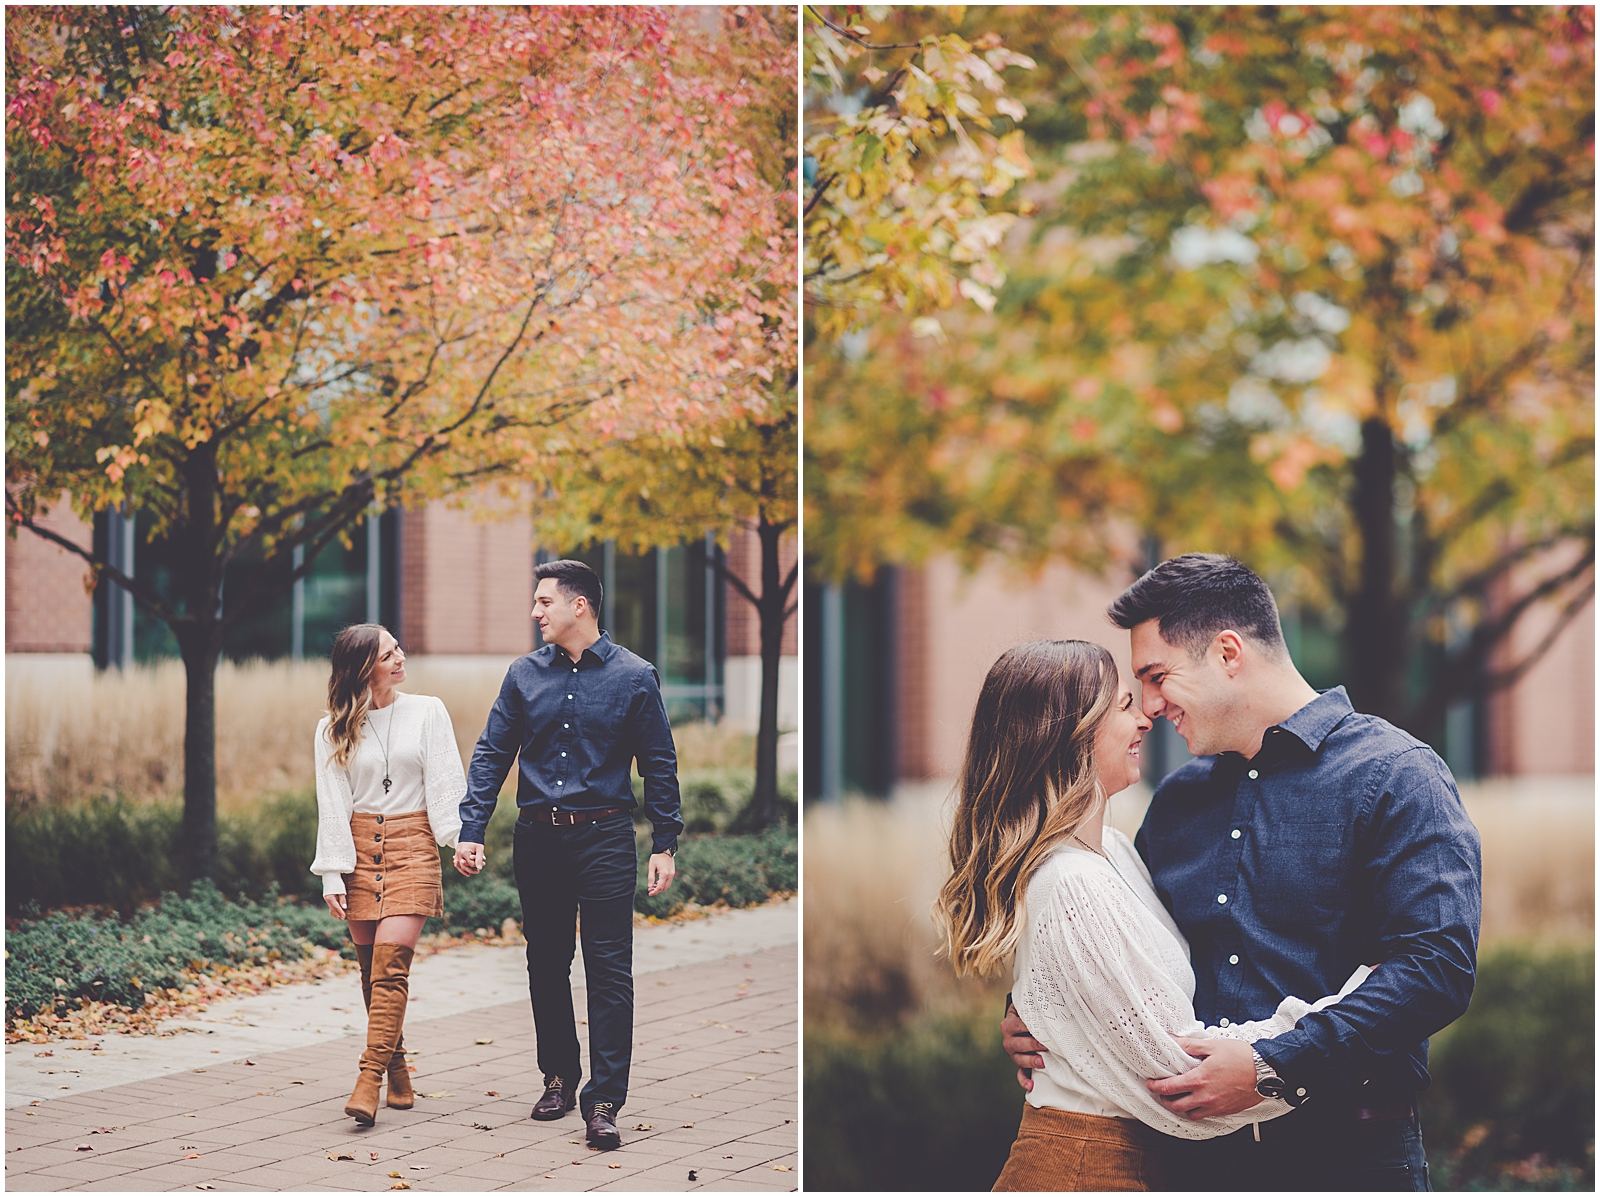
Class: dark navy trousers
512,811,638,1113
1158,1104,1431,1191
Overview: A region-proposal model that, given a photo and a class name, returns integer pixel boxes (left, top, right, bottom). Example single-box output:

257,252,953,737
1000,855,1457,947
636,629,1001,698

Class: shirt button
556,780,563,786
1217,893,1228,904
561,752,567,757
1231,829,1242,839
564,723,569,728
1296,1088,1306,1097
1219,1018,1230,1027
1248,769,1259,780
1229,955,1240,965
567,694,573,700
572,667,578,673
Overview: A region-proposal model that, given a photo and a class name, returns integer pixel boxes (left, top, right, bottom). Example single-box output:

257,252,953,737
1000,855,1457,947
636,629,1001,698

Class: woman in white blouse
310,624,466,1126
933,641,1367,1191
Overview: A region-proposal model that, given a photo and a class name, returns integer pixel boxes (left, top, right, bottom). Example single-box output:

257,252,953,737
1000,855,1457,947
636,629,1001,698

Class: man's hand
454,842,486,877
1145,1036,1265,1119
1002,1002,1046,1093
324,893,347,920
646,851,676,896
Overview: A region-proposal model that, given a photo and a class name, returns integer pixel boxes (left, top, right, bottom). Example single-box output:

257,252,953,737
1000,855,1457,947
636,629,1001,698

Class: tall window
92,511,398,666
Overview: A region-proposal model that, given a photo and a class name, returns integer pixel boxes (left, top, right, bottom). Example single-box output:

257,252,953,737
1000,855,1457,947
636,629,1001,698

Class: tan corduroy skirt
992,1104,1167,1192
343,810,443,921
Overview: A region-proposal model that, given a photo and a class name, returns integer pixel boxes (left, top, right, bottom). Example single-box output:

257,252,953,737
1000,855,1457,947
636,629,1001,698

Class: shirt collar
1271,686,1353,755
552,631,615,668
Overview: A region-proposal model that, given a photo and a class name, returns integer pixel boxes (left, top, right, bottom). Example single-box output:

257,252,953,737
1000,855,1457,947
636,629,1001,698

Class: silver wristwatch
1252,1048,1306,1107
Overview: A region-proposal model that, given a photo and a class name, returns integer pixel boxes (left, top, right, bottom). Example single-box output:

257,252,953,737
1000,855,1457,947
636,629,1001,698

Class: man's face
1129,619,1235,757
533,578,582,645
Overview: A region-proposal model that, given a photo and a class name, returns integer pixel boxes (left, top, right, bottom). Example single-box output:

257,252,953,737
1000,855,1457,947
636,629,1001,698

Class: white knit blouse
1011,825,1370,1140
310,693,466,897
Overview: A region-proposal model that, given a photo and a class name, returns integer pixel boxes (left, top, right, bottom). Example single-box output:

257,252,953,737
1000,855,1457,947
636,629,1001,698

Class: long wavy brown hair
325,623,388,768
932,640,1119,978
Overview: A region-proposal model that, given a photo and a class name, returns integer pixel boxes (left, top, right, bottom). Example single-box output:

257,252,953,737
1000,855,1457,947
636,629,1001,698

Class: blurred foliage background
802,5,1593,1191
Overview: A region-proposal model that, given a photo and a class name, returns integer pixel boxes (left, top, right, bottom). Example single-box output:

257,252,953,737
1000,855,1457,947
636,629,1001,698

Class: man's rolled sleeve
459,666,524,845
633,668,683,855
1255,748,1481,1096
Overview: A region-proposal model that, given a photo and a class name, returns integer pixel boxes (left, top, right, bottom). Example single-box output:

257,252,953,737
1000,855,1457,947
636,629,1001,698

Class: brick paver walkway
4,946,796,1192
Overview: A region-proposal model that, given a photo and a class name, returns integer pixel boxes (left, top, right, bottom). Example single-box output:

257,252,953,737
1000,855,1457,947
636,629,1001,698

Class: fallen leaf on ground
485,1090,499,1096
390,1185,411,1191
475,1037,493,1044
691,1093,703,1098
329,1152,355,1161
389,1172,402,1178
244,1059,256,1065
76,1144,92,1151
197,1186,216,1191
409,1164,428,1169
723,1154,734,1158
183,1152,201,1159
289,1080,304,1085
688,1170,698,1181
633,1123,653,1130
472,1122,493,1130
419,1092,453,1098
608,1163,621,1169
773,1165,793,1171
681,1122,695,1128
370,1153,379,1161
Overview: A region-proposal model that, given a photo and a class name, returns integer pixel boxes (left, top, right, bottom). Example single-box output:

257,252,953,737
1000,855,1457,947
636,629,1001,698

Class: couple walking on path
310,558,682,1151
935,553,1482,1192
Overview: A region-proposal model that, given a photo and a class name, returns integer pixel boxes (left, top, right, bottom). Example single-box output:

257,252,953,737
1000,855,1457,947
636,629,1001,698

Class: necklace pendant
383,777,392,794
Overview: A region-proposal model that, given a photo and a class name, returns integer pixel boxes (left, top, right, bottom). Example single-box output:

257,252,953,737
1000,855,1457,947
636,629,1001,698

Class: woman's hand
324,893,348,920
454,842,485,876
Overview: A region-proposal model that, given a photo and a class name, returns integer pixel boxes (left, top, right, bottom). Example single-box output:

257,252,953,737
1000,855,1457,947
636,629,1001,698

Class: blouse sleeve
422,698,465,849
1016,865,1303,1140
309,720,357,896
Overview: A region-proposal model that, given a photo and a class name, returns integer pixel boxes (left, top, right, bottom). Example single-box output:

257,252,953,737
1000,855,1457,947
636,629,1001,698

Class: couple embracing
934,554,1481,1192
308,559,682,1151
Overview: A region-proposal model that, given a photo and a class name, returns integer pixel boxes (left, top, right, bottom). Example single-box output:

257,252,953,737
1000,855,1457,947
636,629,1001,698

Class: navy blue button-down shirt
1135,687,1481,1106
458,633,684,854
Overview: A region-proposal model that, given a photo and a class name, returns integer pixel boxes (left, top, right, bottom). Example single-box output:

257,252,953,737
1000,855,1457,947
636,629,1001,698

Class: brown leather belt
518,805,629,828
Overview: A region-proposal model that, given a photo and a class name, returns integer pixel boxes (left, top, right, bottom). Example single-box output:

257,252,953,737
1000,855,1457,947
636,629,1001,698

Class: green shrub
634,827,797,918
439,875,524,934
5,880,351,1022
805,1009,1023,1192
6,790,323,916
1421,943,1594,1191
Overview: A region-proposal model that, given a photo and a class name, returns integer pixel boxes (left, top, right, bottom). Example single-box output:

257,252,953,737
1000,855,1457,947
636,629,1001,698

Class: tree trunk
1346,416,1405,723
179,628,222,886
177,442,223,887
744,516,786,830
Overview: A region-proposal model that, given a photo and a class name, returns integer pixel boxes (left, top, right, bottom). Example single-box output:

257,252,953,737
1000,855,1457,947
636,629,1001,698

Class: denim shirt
458,633,684,854
1135,687,1481,1107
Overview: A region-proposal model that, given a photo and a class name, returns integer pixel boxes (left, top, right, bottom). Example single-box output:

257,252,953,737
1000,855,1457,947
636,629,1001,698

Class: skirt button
376,815,385,824
373,855,382,864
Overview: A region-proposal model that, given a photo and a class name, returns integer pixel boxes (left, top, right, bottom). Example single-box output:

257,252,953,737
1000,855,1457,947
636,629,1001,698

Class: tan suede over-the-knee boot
354,943,414,1109
345,944,414,1125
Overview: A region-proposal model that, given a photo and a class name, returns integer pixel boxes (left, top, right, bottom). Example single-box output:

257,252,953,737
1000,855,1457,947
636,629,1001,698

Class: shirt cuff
651,835,679,856
321,873,347,897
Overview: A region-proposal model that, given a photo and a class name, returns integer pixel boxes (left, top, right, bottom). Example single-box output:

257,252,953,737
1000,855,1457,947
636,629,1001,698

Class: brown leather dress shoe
585,1102,621,1150
530,1075,577,1121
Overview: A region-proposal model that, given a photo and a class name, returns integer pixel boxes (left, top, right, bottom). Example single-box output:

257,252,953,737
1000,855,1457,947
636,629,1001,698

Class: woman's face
368,630,406,694
1091,669,1153,798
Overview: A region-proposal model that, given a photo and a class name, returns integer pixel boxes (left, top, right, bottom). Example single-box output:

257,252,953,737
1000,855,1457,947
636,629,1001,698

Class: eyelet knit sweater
310,692,466,896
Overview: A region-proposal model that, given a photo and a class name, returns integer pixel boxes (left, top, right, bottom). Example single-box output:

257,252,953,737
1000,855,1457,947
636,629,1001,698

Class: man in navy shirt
1003,554,1481,1190
455,559,683,1151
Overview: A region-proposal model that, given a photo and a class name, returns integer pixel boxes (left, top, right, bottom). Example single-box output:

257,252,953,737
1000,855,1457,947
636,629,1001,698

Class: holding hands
455,842,486,876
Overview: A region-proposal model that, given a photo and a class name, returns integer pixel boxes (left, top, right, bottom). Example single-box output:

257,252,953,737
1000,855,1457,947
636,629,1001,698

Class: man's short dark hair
1107,553,1288,660
535,559,603,615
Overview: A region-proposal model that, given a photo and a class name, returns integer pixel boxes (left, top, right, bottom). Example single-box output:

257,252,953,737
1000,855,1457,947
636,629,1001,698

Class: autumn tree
806,6,1594,744
531,6,798,829
803,4,1036,338
6,7,774,882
